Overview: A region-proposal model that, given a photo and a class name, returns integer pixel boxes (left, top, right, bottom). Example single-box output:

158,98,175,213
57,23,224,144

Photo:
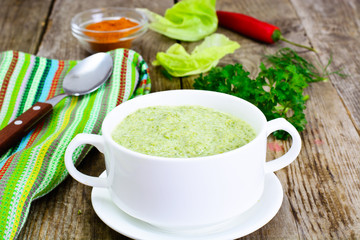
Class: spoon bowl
63,53,113,96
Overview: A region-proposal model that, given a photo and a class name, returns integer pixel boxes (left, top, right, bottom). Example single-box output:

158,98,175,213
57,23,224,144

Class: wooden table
1,0,359,239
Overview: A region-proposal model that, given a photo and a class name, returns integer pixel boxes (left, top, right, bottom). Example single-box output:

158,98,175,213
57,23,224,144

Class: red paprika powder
84,17,140,52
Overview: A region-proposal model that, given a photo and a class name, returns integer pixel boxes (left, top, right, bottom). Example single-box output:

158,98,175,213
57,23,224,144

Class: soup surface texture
111,105,256,158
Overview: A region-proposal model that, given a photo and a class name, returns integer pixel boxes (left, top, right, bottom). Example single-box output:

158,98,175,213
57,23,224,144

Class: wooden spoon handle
0,102,53,155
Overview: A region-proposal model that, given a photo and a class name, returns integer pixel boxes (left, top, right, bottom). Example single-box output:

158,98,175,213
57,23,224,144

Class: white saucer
91,171,283,240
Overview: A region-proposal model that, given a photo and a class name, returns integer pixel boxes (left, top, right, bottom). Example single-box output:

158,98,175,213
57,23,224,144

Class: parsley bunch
193,48,332,139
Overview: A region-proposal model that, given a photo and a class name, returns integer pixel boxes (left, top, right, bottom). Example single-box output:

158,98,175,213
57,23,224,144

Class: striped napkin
0,49,151,239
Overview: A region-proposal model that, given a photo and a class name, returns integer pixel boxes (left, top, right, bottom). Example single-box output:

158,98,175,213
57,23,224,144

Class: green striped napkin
0,49,151,239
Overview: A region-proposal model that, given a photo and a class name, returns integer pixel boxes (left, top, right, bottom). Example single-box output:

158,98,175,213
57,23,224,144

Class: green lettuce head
153,33,240,77
141,0,217,41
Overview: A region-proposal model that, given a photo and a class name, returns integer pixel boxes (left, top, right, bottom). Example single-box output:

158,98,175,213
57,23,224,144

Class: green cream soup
111,105,256,158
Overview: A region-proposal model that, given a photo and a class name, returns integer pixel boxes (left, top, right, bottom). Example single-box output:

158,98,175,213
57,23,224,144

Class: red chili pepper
216,10,316,52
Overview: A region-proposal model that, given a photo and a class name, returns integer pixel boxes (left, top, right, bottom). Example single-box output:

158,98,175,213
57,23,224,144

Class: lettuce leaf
140,0,217,41
153,33,240,77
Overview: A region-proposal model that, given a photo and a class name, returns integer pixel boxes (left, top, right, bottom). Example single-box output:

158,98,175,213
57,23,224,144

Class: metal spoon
0,52,113,154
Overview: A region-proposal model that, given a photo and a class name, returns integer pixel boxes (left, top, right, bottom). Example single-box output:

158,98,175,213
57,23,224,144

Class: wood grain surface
0,0,359,239
0,0,54,54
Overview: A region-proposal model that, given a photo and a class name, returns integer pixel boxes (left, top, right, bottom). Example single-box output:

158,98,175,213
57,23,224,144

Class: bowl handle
65,133,108,188
264,118,302,173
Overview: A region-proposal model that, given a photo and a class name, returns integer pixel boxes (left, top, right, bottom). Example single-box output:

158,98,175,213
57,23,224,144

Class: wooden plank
280,82,360,239
0,0,54,53
18,0,175,239
290,0,360,132
285,0,360,238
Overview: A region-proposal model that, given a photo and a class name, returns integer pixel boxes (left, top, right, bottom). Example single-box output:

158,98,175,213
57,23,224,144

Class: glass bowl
71,7,148,53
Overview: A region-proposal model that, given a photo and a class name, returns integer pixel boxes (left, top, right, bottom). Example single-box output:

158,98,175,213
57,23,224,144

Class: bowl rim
71,7,148,34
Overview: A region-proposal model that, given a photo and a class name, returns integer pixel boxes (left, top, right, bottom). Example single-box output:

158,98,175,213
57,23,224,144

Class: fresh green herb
193,48,343,139
194,63,307,139
264,48,346,82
